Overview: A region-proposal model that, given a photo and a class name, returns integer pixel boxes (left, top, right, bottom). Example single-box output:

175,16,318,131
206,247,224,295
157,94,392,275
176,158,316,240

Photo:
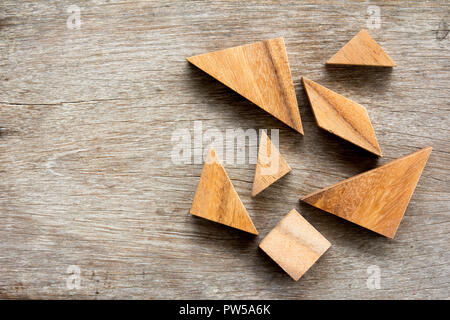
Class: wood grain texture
252,131,291,197
302,77,382,156
326,29,397,67
259,209,331,281
302,147,432,238
0,0,449,299
191,148,258,235
187,37,304,134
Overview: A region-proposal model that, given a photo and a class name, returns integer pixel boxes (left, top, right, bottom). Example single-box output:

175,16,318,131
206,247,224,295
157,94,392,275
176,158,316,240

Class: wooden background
0,0,449,299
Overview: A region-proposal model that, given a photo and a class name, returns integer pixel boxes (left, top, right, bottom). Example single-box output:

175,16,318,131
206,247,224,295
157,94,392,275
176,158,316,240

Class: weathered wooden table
1,1,449,299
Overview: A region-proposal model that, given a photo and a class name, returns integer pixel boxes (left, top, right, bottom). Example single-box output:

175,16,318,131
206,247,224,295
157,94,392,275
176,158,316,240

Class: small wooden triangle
259,209,331,281
190,147,258,235
187,38,303,134
301,147,432,238
252,131,291,197
302,77,382,156
326,29,396,67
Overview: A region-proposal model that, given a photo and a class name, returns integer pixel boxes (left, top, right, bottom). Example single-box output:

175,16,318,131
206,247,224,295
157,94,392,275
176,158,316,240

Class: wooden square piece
259,209,331,281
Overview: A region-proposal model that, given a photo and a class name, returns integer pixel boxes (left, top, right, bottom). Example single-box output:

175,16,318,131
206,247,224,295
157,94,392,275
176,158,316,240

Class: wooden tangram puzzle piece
301,147,432,238
302,77,382,157
259,209,331,281
252,131,291,197
326,29,396,67
190,147,258,235
187,38,304,134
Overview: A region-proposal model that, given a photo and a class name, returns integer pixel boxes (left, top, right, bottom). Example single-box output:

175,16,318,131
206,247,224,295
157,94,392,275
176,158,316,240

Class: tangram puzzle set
187,29,432,281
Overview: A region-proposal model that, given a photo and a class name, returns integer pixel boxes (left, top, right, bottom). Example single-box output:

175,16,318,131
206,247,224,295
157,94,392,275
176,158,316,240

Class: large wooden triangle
252,131,291,196
187,38,304,134
326,29,396,67
190,147,258,235
302,77,382,156
301,147,432,238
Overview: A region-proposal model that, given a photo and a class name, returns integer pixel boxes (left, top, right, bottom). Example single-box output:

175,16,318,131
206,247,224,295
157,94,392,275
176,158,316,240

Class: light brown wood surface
302,77,382,156
252,131,291,197
191,148,258,235
0,0,449,299
326,29,397,67
259,209,331,281
302,147,432,238
187,38,303,134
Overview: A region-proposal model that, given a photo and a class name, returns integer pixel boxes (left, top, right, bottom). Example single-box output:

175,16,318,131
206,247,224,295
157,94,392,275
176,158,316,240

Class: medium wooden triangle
301,147,432,238
302,77,382,156
187,38,304,134
252,131,291,196
326,29,396,67
190,147,258,235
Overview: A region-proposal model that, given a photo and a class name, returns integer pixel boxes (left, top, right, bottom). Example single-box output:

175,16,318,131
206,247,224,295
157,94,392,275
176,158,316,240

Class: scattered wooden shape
326,29,396,67
302,77,382,157
187,38,304,134
190,147,258,235
301,147,432,238
252,130,291,197
259,209,331,281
